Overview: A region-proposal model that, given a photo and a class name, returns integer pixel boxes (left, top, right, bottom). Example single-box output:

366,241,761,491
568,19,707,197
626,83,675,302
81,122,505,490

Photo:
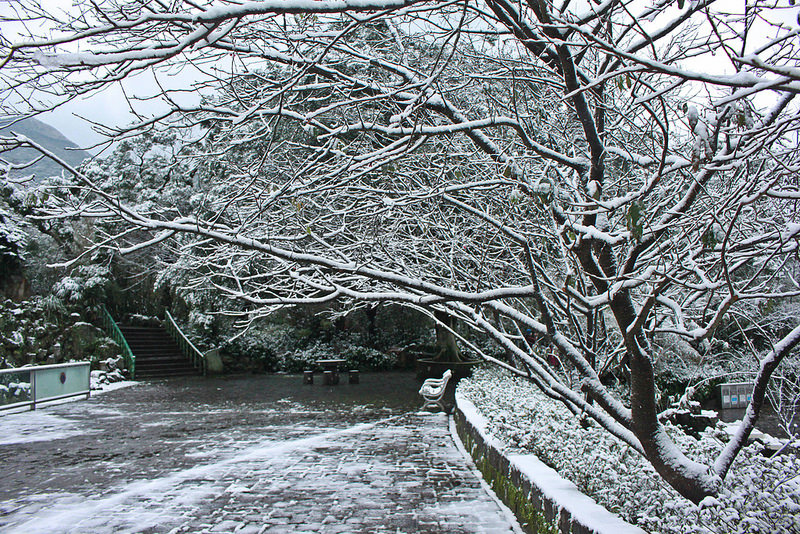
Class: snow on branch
4,0,800,505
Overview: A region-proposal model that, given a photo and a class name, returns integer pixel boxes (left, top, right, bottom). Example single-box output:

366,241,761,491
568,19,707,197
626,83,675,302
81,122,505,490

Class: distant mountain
0,117,92,182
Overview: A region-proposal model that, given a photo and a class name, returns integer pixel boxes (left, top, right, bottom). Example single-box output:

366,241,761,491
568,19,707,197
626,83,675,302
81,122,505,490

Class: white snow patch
0,411,96,446
92,380,138,395
223,482,252,494
4,416,400,534
719,421,785,450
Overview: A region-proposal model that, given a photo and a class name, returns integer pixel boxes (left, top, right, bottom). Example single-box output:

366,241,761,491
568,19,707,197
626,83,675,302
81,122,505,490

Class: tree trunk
365,304,378,342
608,292,721,503
628,339,721,503
434,309,461,362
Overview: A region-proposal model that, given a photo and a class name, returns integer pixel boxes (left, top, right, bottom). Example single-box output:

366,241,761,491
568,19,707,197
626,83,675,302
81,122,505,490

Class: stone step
136,369,198,379
132,349,183,357
136,362,196,372
136,358,191,367
129,340,180,347
137,362,196,371
118,322,201,379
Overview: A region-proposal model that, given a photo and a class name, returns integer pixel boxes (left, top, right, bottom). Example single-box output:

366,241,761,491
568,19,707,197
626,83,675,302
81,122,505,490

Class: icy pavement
0,373,521,533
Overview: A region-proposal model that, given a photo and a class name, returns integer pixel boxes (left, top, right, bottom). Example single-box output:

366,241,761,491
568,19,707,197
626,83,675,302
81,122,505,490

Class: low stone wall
454,394,648,534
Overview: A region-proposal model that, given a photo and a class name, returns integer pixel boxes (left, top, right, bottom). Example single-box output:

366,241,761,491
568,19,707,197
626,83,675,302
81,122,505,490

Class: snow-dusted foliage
0,206,26,264
767,350,800,440
89,367,126,390
208,320,398,373
0,184,29,289
2,0,800,501
0,296,121,369
52,264,110,305
460,367,800,534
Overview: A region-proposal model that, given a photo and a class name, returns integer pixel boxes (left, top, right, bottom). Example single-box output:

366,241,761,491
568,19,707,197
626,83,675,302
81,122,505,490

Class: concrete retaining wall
454,394,648,534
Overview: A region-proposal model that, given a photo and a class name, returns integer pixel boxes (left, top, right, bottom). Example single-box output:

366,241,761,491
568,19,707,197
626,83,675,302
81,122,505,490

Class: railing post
31,369,36,411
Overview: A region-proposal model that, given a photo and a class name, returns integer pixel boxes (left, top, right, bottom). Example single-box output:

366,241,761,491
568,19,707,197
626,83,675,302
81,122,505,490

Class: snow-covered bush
52,264,111,305
53,276,83,303
0,205,26,265
459,367,800,534
282,340,396,372
221,323,398,373
767,354,800,441
340,344,396,370
0,297,119,370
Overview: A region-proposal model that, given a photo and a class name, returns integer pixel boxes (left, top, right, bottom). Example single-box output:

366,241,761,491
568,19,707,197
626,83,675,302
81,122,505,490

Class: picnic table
317,359,347,372
317,359,347,385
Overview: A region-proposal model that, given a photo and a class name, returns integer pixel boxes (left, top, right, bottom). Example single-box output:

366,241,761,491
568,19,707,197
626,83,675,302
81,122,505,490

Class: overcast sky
4,1,798,153
41,70,205,154
0,0,206,153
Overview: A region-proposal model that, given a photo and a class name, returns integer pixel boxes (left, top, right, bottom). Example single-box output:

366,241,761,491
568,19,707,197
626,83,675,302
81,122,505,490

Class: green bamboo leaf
626,200,645,241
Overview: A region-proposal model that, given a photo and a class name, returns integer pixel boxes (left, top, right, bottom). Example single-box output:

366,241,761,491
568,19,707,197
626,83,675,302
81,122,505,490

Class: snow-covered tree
0,195,27,298
2,0,800,503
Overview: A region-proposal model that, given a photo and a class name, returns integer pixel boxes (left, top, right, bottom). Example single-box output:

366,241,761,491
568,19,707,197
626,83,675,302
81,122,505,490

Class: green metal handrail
164,310,207,376
101,305,136,379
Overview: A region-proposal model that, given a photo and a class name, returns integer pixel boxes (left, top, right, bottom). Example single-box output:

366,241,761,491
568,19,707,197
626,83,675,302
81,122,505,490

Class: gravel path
0,373,520,534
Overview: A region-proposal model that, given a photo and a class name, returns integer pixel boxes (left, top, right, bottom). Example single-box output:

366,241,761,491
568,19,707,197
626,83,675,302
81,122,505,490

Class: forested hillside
0,117,90,181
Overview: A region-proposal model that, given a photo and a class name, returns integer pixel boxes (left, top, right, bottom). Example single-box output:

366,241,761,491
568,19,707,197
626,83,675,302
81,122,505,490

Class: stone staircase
118,325,199,379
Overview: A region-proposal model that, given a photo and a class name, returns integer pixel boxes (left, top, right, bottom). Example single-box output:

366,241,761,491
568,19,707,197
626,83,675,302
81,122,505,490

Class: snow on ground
0,381,136,444
6,419,393,534
0,373,522,534
719,420,786,450
4,413,520,534
448,416,525,534
0,410,93,446
92,380,137,395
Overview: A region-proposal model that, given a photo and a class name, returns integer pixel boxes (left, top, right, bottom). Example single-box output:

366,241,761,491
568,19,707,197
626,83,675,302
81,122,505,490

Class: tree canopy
2,0,800,503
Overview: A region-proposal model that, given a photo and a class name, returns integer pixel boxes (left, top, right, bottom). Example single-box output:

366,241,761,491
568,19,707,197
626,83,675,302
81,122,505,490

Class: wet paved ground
0,373,520,533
